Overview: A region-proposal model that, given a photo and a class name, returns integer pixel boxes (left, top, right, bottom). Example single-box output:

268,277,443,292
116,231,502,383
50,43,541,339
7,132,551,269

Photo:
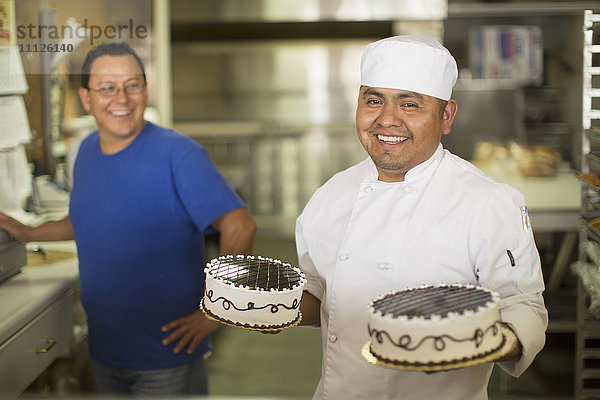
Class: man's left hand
496,322,523,362
161,309,221,354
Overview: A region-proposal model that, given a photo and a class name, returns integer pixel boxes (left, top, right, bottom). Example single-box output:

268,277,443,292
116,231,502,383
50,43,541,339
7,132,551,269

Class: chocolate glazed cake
202,255,306,331
366,284,505,367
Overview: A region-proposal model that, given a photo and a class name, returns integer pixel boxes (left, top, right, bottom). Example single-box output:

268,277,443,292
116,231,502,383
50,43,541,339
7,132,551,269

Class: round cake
366,284,504,367
201,255,306,330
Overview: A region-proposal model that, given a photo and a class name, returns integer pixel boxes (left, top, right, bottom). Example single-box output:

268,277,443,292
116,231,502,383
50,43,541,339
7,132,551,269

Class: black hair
81,42,146,89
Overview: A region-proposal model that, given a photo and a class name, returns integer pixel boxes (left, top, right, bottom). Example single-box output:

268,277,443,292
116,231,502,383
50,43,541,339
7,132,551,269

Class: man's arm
211,207,256,255
475,188,548,375
0,213,74,243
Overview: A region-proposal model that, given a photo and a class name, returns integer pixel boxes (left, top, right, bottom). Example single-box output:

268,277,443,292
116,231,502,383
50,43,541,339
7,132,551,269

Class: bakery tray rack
575,10,600,400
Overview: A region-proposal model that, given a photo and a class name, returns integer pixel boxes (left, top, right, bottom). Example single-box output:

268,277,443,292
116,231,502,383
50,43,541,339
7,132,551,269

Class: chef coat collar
365,143,445,184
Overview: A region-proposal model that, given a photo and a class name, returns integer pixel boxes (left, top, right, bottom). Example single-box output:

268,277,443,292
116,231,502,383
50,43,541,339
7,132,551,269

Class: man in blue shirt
0,42,256,396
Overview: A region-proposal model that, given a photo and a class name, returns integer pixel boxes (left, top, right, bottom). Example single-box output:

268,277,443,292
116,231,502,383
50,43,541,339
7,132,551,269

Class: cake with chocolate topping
201,255,306,330
367,284,504,367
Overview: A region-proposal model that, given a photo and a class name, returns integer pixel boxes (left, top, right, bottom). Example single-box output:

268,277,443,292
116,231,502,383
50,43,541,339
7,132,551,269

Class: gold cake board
362,324,517,372
200,298,302,333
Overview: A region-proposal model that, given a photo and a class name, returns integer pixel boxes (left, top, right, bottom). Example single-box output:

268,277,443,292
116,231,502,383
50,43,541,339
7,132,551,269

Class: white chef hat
360,35,458,101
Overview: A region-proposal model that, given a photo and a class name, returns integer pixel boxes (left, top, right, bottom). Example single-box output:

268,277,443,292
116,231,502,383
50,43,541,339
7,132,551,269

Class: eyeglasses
87,82,146,97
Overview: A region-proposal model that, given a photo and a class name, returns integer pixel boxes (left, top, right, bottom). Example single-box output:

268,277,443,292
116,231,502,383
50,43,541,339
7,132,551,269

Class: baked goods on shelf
578,172,600,188
588,217,600,231
472,141,561,177
363,283,511,371
201,255,306,331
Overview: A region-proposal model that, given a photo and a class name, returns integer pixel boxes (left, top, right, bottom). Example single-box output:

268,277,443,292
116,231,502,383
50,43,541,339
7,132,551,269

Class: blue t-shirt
69,122,244,369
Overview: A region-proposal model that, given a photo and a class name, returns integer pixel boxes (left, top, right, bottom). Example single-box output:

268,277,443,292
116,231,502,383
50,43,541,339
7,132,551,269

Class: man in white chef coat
296,35,548,400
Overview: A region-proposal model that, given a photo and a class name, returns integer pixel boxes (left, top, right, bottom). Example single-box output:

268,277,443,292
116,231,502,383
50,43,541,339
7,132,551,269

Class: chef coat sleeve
473,184,548,377
295,212,325,302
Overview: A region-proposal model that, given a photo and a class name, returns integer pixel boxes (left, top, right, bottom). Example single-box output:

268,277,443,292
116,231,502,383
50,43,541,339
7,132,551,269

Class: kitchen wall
169,0,597,234
11,0,595,232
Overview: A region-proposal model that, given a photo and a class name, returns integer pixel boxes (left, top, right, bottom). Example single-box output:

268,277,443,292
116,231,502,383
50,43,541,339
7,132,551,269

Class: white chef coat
295,144,548,400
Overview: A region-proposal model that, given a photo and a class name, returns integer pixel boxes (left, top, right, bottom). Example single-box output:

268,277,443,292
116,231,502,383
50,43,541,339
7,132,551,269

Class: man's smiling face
79,54,147,152
355,86,456,182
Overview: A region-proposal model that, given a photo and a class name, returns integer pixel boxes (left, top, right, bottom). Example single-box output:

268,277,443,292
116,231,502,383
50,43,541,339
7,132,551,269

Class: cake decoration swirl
204,289,300,312
368,320,501,352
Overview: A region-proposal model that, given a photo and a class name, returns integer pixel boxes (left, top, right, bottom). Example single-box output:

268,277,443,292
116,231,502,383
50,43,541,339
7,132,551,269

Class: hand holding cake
201,255,306,332
363,284,521,372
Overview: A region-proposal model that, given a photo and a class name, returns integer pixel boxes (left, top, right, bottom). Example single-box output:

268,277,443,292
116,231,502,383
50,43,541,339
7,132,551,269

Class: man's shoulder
442,151,501,188
144,122,201,150
317,158,369,193
78,131,99,151
439,150,525,202
146,122,187,140
301,159,368,215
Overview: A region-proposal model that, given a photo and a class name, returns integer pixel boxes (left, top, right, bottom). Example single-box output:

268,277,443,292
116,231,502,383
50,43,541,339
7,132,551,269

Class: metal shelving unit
575,10,600,400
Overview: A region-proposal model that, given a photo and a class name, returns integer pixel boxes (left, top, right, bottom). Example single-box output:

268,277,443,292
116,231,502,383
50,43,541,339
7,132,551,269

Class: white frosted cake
202,255,306,330
367,284,504,367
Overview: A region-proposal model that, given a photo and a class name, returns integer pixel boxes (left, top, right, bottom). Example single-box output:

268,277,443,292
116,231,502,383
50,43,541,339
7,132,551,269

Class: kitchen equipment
0,227,26,284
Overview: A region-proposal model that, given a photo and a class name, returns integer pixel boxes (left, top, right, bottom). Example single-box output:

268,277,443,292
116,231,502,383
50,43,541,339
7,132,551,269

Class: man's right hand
0,213,33,242
0,214,75,243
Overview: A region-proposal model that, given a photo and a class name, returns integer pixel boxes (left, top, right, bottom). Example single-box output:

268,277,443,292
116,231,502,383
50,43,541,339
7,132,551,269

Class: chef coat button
365,186,374,193
329,334,338,342
339,253,349,261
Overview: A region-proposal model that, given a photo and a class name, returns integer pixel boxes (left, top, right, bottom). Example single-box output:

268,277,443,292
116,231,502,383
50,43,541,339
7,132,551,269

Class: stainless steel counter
0,241,78,397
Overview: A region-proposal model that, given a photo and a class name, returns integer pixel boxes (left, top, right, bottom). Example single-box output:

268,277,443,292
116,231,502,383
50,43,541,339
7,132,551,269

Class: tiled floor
208,325,322,398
